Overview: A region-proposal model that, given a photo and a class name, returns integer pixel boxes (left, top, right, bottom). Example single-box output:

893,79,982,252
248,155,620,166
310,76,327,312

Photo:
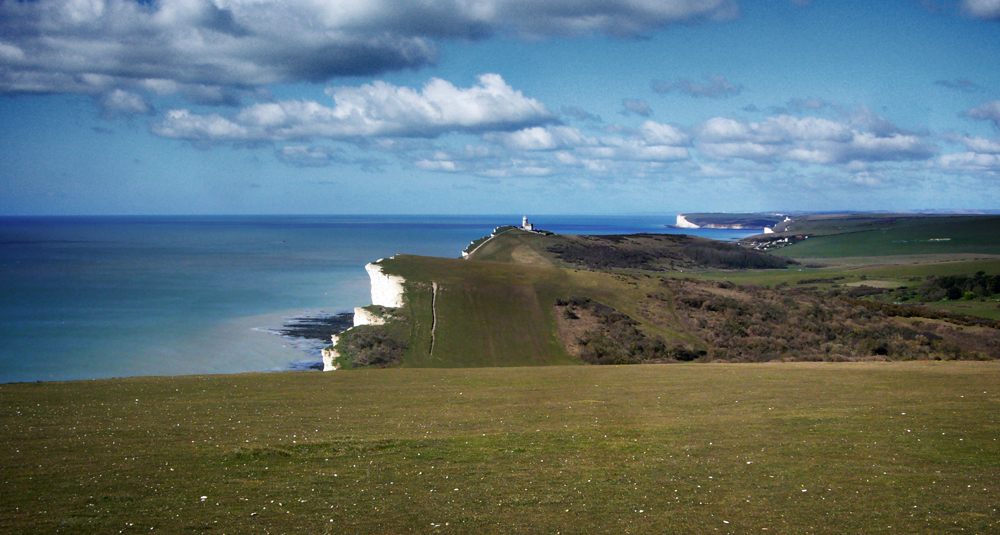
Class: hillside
329,226,1000,370
744,214,1000,258
467,228,795,271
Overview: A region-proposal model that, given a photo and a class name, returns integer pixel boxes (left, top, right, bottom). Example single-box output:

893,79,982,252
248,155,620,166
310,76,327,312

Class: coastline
0,215,765,384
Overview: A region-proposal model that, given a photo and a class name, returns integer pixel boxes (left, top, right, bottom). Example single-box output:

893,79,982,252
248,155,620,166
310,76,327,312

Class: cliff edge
366,261,406,308
322,259,406,371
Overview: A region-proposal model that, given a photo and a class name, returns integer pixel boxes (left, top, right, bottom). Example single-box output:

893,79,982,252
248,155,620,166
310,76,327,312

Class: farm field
1,362,997,534
770,215,1000,258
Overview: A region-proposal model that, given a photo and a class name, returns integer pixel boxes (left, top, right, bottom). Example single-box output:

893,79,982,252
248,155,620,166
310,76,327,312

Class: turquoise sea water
0,215,758,383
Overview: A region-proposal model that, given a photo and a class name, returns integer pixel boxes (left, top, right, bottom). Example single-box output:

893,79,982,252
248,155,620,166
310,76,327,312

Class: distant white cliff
323,260,406,371
675,215,700,229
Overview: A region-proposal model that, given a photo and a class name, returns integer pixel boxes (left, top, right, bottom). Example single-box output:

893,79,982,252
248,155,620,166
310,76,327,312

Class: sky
1,0,999,216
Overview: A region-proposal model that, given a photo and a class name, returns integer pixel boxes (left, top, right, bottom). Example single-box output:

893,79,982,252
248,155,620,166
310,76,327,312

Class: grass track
1,362,997,533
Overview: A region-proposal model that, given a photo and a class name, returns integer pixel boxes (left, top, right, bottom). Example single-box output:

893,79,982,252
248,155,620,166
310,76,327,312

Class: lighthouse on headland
522,216,534,231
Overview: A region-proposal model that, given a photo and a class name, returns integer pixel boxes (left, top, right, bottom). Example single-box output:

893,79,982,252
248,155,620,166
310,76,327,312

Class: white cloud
153,74,555,142
580,140,690,162
966,101,1000,128
958,135,1000,153
695,113,934,164
487,126,596,151
636,120,691,146
699,141,783,162
938,151,1000,172
963,0,1000,20
96,89,153,118
0,0,738,96
416,159,460,172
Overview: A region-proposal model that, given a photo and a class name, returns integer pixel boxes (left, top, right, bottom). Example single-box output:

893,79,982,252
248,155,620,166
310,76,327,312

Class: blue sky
1,0,999,215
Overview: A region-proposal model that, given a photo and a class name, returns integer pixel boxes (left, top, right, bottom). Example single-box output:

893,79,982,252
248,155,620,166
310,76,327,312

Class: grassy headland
330,221,1000,369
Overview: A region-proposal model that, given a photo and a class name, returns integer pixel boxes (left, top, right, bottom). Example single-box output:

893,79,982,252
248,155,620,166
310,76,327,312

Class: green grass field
377,254,647,368
773,215,1000,258
1,363,997,534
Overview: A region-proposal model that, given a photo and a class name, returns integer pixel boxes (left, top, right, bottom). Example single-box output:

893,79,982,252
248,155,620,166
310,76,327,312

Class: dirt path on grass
429,282,438,355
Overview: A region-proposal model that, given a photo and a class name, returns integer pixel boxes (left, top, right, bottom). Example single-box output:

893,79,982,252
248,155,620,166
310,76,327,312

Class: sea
0,215,759,383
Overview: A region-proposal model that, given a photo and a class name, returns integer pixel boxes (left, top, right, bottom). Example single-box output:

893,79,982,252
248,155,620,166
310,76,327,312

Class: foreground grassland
1,363,998,534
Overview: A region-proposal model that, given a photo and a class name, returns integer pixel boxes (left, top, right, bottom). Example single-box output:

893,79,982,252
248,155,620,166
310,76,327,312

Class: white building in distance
522,216,534,231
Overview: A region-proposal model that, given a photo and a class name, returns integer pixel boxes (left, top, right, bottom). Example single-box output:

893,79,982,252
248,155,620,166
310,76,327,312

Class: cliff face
322,335,341,371
353,307,386,327
324,261,406,371
675,215,700,229
365,261,406,308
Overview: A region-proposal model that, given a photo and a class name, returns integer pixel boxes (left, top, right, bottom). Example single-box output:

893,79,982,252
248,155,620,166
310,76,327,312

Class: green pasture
379,255,668,367
1,363,997,534
774,215,1000,258
693,258,1000,287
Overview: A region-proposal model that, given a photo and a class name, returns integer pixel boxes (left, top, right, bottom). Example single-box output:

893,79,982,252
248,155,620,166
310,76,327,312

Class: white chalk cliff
366,261,406,308
353,306,386,327
322,335,341,371
323,260,406,371
675,215,700,229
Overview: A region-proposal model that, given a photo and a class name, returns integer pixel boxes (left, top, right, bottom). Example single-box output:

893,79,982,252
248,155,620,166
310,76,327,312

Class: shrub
338,327,407,368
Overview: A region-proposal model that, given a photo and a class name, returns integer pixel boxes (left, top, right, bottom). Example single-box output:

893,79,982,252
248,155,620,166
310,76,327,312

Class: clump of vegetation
838,271,1000,305
842,297,1000,329
663,278,999,362
548,238,676,270
555,296,681,364
682,242,795,270
336,325,408,368
547,233,796,272
915,271,1000,301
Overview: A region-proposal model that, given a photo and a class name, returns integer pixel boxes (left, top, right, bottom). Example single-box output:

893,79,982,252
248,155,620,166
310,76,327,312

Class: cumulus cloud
938,152,1000,172
95,89,153,119
957,135,1000,153
695,113,935,164
579,138,689,162
966,101,1000,128
621,99,652,117
635,120,691,146
152,74,556,143
651,74,741,98
962,0,1000,20
452,111,940,179
0,0,739,96
486,126,596,151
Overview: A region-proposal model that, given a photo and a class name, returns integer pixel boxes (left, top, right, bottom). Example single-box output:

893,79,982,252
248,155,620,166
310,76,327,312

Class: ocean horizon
0,215,759,383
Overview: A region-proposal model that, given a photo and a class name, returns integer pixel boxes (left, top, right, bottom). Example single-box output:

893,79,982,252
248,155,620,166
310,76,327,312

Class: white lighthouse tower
522,216,534,231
